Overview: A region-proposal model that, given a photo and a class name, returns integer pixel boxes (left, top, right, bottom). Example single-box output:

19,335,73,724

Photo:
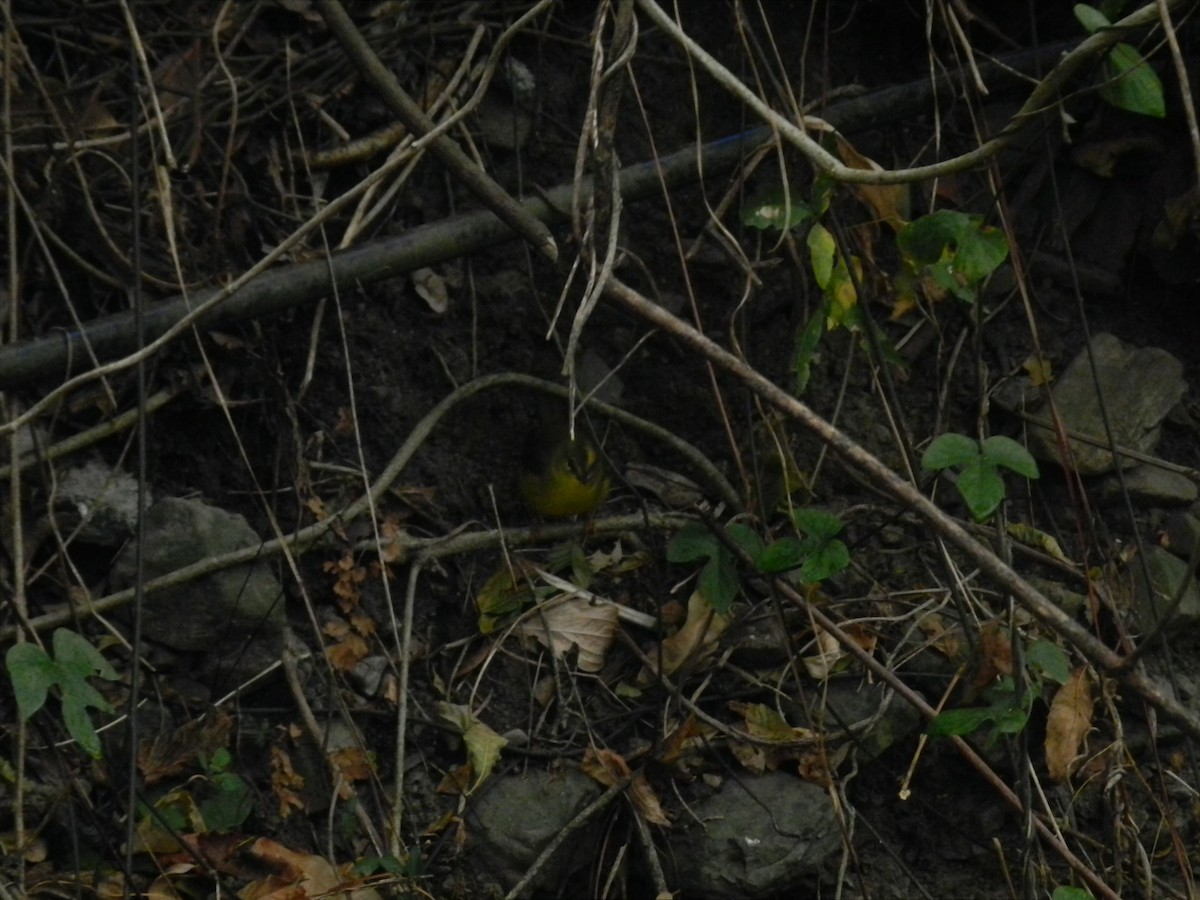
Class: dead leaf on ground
516,593,619,673
965,621,1014,701
640,591,732,683
1045,667,1094,782
139,709,233,784
581,747,670,826
437,702,507,793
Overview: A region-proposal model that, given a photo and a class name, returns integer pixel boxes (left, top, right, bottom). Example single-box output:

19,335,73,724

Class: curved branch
636,0,1183,184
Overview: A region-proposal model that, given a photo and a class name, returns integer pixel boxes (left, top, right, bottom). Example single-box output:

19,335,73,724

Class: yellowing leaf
436,702,507,794
836,136,909,230
474,560,538,634
728,701,815,744
1045,667,1094,782
1007,522,1075,566
1022,356,1053,387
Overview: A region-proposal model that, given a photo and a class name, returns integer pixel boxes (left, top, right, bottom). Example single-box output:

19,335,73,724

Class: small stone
1132,545,1200,635
1097,466,1198,507
1027,333,1186,475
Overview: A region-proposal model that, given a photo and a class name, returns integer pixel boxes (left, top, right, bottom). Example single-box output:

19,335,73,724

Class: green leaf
896,211,1008,303
667,523,719,563
992,705,1031,735
981,435,1039,478
200,771,254,831
799,539,850,583
725,523,765,561
1101,43,1165,118
700,551,740,614
1073,4,1110,33
1052,886,1097,900
6,643,59,721
792,312,825,396
921,433,980,471
741,186,815,231
61,692,104,759
957,458,1005,521
756,537,805,574
1026,640,1071,685
807,223,836,289
53,628,118,682
792,508,844,541
927,707,995,737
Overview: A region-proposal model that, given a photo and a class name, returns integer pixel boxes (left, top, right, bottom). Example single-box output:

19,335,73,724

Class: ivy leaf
981,435,1039,479
922,433,980,471
957,458,1005,521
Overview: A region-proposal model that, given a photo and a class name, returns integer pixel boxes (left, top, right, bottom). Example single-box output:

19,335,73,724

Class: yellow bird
518,409,610,518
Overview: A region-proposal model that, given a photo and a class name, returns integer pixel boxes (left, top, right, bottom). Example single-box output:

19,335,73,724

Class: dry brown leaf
326,631,369,672
836,136,909,231
581,748,669,826
965,621,1013,700
412,267,449,314
139,710,233,784
801,625,844,680
1045,667,1094,782
917,611,967,662
269,745,307,819
516,594,619,673
642,591,732,683
235,837,381,899
329,746,373,784
581,746,630,784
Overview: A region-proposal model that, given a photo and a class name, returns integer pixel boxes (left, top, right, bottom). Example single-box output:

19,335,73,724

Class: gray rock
1096,466,1198,507
1132,545,1200,635
795,681,921,762
672,772,840,898
55,460,148,546
1164,512,1200,558
466,768,603,895
1027,333,1186,475
109,497,284,652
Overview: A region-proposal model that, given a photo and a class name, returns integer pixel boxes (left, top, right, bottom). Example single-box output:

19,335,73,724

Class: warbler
518,407,611,518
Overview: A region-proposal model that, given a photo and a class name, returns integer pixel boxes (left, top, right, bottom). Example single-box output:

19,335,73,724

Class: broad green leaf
799,539,850,583
807,223,836,289
53,628,118,682
725,523,765,561
957,458,1005,521
61,692,105,759
792,311,825,396
1073,4,1110,32
992,705,1031,735
700,551,740,614
927,707,995,737
950,224,1009,300
1053,886,1097,900
921,433,979,471
741,186,815,231
897,211,1008,303
5,643,59,721
792,508,844,541
1027,640,1071,685
201,771,254,832
667,523,718,563
1101,43,1165,118
981,435,1039,479
756,537,804,574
